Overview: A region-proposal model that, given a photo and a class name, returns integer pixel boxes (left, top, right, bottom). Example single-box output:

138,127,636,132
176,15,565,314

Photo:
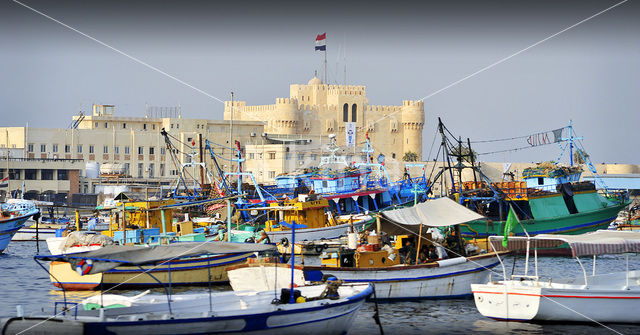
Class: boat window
538,177,544,185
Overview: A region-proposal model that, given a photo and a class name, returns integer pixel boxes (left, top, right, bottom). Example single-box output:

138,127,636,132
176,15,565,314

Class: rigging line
471,127,566,143
477,143,555,156
12,0,226,105
426,124,439,162
371,0,629,127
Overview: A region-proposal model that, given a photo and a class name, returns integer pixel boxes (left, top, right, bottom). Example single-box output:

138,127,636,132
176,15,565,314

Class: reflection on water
2,242,640,334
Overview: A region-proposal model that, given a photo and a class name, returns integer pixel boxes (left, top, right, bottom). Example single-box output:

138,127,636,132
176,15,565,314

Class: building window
143,124,147,130
77,145,83,153
171,124,174,129
41,169,54,180
123,123,127,129
268,152,276,160
57,169,69,180
249,153,255,159
24,169,37,180
298,153,304,160
352,104,357,122
149,163,154,178
160,163,165,177
285,153,291,160
104,122,108,128
89,145,94,154
124,163,130,174
114,146,119,154
343,103,349,122
149,147,155,155
52,144,58,153
392,153,396,159
138,163,143,178
94,122,98,128
27,144,34,152
160,147,165,155
152,124,156,130
176,124,179,129
268,171,275,179
138,146,144,155
40,144,46,152
124,146,130,154
64,145,70,153
103,146,108,154
311,154,317,161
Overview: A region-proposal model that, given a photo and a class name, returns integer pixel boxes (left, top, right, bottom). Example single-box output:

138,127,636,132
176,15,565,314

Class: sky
1,0,639,164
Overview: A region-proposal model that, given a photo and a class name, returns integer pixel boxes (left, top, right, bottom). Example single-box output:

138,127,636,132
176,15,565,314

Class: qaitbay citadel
225,76,425,163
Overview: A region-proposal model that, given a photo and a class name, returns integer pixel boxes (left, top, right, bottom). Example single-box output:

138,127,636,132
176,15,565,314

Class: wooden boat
0,199,39,252
303,197,506,300
472,231,640,323
3,243,372,335
47,251,253,290
236,197,371,243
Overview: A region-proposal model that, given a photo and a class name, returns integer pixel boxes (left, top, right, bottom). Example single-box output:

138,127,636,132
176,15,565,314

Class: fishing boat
0,199,39,253
43,232,253,290
458,165,629,238
303,197,505,300
264,133,429,215
426,119,629,240
472,231,640,323
234,197,371,243
2,243,372,335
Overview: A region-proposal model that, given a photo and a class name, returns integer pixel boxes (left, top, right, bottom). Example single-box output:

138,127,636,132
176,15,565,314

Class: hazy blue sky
1,0,638,163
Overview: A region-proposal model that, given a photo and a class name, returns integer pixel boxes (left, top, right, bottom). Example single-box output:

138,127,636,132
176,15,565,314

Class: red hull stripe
473,290,640,299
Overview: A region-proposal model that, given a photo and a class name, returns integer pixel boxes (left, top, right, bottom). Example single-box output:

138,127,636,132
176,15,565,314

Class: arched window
343,103,349,122
351,104,357,122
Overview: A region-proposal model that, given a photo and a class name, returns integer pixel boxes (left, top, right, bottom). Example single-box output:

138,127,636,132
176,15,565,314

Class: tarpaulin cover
379,197,485,235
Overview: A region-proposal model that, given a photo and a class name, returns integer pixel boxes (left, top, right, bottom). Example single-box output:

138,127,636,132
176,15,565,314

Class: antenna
344,33,347,85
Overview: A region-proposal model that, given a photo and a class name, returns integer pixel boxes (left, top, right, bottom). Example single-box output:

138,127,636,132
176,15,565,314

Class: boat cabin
264,197,334,232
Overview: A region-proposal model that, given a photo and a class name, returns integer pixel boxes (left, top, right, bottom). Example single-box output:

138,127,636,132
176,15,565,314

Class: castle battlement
276,97,298,105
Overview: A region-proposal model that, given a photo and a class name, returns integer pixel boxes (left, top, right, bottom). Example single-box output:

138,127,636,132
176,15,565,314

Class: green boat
460,184,630,238
432,119,630,239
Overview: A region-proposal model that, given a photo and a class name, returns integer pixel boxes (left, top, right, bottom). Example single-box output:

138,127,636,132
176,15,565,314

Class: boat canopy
490,230,640,257
380,197,485,235
35,242,275,275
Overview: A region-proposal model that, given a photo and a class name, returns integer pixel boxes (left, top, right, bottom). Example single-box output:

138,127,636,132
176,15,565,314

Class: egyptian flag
0,176,8,188
315,33,326,51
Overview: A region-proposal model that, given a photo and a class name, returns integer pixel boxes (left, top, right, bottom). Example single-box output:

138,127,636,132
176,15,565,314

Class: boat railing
54,301,79,318
510,274,539,282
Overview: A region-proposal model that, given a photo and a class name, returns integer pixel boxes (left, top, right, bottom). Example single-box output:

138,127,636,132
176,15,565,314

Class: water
1,242,640,334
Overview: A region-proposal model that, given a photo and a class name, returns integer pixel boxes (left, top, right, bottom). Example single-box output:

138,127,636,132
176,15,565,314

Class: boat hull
461,201,628,238
0,212,38,252
267,220,367,242
472,270,640,323
2,284,372,335
49,253,253,290
304,253,502,300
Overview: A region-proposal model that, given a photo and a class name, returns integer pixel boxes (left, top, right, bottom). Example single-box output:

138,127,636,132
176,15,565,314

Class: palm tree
403,151,418,162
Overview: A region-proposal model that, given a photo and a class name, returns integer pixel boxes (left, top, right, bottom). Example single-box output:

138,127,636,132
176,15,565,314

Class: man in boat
400,240,416,264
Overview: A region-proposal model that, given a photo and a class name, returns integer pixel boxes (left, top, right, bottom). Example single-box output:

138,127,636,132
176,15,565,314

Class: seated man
399,240,416,265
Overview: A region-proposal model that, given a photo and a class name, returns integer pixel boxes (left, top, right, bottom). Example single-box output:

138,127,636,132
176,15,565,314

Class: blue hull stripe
81,285,372,334
336,261,500,283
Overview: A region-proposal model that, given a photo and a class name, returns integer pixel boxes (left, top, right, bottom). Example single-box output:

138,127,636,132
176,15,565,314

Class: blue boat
0,199,40,252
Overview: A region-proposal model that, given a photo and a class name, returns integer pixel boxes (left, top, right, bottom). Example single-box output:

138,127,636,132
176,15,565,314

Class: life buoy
75,259,93,276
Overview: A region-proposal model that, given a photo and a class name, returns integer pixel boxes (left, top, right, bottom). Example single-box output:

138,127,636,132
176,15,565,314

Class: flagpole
6,129,9,198
324,45,327,84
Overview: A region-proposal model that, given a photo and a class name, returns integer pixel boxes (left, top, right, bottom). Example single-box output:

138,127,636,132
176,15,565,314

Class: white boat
472,230,640,323
305,253,503,300
304,197,505,300
2,243,371,335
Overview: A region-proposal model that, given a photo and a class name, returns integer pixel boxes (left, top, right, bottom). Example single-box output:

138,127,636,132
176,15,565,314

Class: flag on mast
315,33,326,51
0,176,8,188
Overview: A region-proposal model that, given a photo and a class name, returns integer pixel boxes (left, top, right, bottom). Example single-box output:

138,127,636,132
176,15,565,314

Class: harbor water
2,242,640,334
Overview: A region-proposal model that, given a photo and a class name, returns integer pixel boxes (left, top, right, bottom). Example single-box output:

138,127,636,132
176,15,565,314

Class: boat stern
471,282,541,321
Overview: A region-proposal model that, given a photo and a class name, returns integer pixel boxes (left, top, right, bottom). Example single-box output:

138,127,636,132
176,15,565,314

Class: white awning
380,197,484,235
490,230,640,257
